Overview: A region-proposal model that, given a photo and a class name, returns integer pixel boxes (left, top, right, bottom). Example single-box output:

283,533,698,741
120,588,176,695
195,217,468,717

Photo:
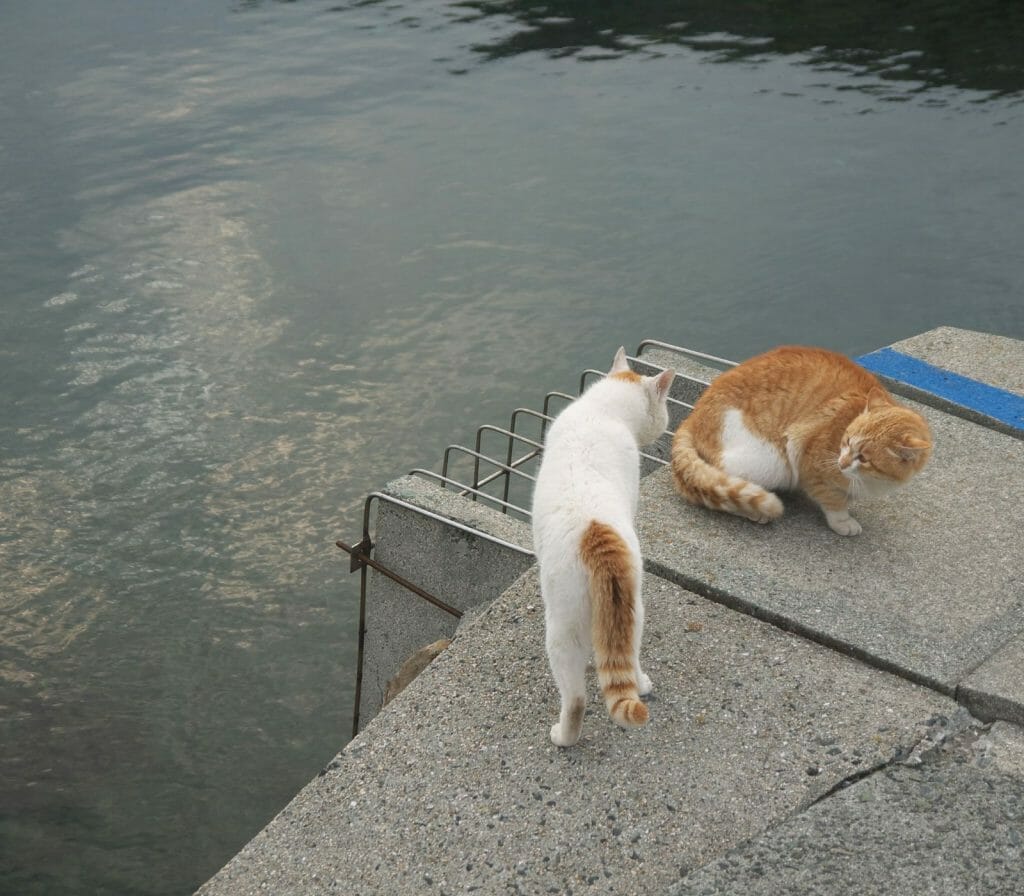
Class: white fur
532,349,674,747
842,467,902,498
719,409,796,490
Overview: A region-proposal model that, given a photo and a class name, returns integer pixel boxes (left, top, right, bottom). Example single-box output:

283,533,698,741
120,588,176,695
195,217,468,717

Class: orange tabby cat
671,346,932,535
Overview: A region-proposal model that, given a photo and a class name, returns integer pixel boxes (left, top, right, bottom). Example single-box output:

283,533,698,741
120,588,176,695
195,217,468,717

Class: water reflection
2,0,1022,893
0,165,357,892
232,0,1024,100
451,0,1024,98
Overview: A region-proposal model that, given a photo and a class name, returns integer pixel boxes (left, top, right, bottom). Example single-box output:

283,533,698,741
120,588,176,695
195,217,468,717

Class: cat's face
838,403,932,489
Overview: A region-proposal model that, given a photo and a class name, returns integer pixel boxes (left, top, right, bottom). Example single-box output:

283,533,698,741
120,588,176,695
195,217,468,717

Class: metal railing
336,338,735,735
408,339,729,521
337,490,534,736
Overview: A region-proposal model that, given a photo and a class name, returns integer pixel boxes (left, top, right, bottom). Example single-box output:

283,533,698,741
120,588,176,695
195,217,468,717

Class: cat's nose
838,452,851,470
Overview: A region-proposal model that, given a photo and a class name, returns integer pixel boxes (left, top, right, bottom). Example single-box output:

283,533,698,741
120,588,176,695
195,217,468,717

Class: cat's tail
579,520,649,729
671,425,783,524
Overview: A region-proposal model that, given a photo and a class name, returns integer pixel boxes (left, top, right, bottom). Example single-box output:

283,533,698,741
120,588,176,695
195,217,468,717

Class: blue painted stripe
856,347,1024,432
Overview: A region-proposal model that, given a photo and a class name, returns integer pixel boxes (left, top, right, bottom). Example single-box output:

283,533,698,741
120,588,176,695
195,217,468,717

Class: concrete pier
197,327,1024,896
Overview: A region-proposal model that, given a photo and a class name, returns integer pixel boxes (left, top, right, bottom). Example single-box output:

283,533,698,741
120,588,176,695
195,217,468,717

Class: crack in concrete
806,708,985,810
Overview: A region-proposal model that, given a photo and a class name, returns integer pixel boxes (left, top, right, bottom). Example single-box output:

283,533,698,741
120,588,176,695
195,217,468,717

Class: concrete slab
671,721,1024,896
632,344,723,410
887,326,1024,397
197,570,958,896
198,328,1023,896
637,401,1024,693
960,635,1024,728
355,476,534,729
858,326,1024,438
382,473,534,552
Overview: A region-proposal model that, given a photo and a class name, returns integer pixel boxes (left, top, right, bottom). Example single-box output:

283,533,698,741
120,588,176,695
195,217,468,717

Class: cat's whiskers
841,468,865,501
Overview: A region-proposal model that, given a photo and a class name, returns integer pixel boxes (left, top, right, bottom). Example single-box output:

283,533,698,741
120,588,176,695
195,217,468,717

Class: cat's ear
894,436,931,461
866,386,891,412
650,368,675,401
609,347,630,375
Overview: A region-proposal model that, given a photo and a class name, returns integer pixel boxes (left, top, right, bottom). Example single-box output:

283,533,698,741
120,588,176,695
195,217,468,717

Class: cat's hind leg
631,558,653,697
542,566,590,747
546,621,588,747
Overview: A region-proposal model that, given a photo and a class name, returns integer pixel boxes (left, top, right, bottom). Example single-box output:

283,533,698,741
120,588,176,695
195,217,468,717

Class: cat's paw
550,723,580,748
637,671,653,696
826,511,862,536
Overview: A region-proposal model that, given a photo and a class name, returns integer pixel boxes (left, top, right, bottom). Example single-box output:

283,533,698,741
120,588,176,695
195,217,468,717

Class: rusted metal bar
336,538,464,619
342,491,534,737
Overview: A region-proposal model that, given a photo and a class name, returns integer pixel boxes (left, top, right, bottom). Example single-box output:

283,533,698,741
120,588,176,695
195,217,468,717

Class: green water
1,1,1022,893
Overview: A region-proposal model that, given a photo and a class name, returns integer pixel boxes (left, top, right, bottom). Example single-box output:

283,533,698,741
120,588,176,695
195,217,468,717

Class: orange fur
609,369,643,384
671,346,932,532
579,521,648,728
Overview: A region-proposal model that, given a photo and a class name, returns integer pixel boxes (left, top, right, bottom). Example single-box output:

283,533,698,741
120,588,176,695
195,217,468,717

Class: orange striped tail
670,425,783,524
579,521,648,729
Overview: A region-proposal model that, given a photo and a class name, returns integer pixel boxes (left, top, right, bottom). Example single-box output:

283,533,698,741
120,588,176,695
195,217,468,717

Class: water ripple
453,0,1024,101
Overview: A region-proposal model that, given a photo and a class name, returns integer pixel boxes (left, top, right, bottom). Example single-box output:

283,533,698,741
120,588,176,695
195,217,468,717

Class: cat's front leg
807,484,862,536
824,508,862,536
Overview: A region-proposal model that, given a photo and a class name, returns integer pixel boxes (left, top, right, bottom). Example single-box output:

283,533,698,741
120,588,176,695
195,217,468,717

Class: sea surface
1,1,1022,893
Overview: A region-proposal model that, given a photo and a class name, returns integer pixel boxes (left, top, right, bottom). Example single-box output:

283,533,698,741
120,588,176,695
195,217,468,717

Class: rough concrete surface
889,326,1024,397
197,570,957,896
638,400,1024,692
672,721,1024,896
960,635,1024,728
382,474,534,551
870,326,1024,438
631,346,722,407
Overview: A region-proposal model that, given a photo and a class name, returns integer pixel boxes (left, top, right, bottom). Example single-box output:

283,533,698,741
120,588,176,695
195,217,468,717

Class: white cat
532,348,675,747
